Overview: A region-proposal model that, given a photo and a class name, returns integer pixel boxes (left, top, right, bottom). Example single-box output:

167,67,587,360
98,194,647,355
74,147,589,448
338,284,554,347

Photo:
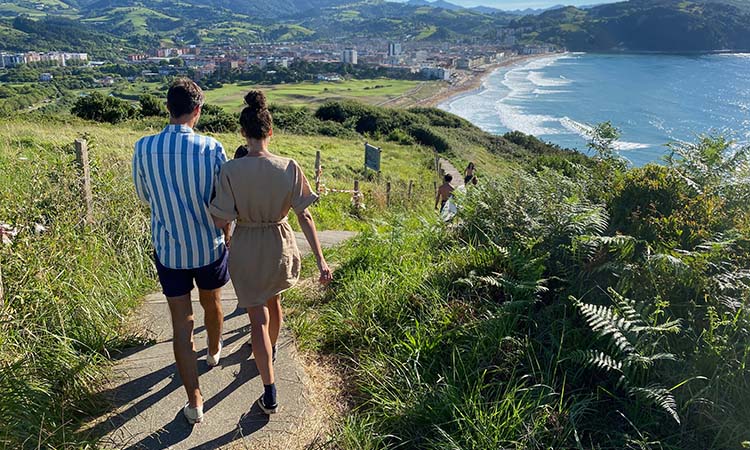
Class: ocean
439,53,750,166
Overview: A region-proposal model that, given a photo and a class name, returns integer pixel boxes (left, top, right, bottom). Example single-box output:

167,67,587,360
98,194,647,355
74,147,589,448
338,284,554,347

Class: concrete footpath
438,158,464,187
85,231,356,450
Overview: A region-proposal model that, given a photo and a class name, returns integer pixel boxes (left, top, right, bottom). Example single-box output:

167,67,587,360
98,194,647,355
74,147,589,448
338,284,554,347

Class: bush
71,92,137,124
407,125,451,153
408,106,474,129
386,128,415,145
609,164,722,248
196,104,237,133
139,94,166,117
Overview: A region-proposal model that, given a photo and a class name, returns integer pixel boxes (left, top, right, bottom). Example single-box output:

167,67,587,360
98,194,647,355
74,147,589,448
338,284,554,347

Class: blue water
440,53,750,166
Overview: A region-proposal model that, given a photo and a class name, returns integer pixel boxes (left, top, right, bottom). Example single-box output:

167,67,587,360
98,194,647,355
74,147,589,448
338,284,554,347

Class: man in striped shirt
132,78,229,424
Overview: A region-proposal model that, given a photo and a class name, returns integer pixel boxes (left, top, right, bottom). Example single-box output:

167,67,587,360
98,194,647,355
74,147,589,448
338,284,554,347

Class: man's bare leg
198,287,224,355
266,295,283,348
167,294,202,408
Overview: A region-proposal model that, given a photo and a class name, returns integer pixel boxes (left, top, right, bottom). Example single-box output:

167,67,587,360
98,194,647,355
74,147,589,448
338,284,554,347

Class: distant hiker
132,78,230,425
210,90,332,415
464,162,476,185
436,174,455,212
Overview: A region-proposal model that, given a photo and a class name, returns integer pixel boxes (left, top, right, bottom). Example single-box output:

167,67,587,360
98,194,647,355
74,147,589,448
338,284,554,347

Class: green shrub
408,106,474,129
386,128,415,145
610,164,724,248
407,124,451,153
196,104,238,133
71,92,137,124
139,93,166,117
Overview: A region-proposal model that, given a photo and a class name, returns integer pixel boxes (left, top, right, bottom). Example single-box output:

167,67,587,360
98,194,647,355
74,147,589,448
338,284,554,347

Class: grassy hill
512,0,750,52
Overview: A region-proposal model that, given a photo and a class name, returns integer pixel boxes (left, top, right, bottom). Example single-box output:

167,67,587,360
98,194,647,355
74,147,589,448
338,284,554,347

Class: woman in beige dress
209,91,332,414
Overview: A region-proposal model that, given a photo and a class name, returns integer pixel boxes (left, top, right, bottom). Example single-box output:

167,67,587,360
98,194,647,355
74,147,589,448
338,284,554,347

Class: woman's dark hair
240,90,273,140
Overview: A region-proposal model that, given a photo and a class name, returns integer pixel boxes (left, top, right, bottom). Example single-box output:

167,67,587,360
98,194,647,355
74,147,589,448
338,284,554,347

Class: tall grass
0,126,155,448
285,136,750,449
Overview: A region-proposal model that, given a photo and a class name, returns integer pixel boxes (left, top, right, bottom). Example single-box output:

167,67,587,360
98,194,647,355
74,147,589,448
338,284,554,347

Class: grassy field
203,79,434,110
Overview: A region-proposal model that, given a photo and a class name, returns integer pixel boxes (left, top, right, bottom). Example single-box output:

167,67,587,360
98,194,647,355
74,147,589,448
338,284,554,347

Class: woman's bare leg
266,295,283,348
247,305,274,386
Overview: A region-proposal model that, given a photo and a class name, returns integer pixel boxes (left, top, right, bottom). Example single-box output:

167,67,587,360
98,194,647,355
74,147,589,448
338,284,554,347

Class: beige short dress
209,154,319,308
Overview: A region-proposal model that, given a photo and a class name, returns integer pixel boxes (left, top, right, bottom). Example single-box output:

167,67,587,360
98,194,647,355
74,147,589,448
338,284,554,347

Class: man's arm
132,149,149,204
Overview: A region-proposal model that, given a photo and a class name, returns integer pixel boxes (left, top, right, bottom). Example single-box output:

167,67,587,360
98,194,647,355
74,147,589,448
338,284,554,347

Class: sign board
364,143,381,172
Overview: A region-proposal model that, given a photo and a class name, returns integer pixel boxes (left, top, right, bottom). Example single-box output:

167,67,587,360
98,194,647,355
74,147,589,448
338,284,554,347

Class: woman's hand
318,260,333,285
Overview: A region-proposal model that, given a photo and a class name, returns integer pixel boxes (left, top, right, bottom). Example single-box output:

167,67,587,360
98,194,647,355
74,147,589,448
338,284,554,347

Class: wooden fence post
386,182,392,207
0,260,4,307
433,181,438,197
408,180,414,199
353,180,360,208
314,150,322,193
75,139,94,225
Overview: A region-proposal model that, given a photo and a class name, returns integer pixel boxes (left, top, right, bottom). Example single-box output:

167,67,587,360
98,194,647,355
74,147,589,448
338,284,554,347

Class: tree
71,92,137,124
196,104,237,133
139,94,166,117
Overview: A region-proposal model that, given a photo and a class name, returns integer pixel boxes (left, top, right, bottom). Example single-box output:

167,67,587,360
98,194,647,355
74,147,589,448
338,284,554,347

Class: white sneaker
183,403,204,424
207,339,223,367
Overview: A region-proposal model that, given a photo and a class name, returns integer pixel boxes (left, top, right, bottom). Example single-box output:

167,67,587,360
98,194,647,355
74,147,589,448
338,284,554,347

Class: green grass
83,7,179,35
0,118,156,449
203,79,426,110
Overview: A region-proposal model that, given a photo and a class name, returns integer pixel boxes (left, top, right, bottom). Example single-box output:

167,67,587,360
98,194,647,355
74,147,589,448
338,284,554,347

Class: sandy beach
420,53,561,108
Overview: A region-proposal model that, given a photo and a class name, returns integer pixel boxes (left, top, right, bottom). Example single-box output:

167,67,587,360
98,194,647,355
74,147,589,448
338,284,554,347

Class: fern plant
570,288,683,423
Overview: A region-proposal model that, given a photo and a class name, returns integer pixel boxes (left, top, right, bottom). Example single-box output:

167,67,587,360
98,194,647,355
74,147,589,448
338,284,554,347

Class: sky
426,0,618,9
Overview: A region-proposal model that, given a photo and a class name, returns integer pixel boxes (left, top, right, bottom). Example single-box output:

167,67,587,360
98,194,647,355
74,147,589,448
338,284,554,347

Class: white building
420,67,451,81
342,48,358,65
388,42,402,57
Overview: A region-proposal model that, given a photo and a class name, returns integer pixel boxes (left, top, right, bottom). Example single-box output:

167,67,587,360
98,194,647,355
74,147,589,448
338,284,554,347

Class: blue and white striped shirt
132,124,228,270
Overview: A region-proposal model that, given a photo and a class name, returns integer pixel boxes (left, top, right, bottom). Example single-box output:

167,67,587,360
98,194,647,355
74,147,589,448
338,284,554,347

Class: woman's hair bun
244,90,267,111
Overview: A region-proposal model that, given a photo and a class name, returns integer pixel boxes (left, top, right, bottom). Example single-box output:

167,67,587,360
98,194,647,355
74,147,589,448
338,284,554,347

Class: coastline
421,53,563,108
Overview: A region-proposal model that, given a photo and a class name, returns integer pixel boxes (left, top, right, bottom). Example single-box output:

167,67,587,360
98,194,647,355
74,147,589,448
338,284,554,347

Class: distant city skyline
403,0,618,9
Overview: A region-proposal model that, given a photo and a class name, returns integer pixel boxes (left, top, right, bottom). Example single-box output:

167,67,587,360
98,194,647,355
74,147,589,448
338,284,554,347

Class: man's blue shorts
154,250,230,298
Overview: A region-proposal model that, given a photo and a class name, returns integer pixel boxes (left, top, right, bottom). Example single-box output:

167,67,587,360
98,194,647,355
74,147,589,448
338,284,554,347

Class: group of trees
71,93,166,124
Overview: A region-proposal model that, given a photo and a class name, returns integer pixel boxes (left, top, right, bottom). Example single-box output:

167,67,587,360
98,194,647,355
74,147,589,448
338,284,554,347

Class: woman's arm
296,208,332,284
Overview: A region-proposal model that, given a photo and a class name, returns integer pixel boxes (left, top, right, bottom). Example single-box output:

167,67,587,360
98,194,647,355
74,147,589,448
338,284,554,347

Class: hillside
512,0,750,52
1,0,749,52
0,99,591,448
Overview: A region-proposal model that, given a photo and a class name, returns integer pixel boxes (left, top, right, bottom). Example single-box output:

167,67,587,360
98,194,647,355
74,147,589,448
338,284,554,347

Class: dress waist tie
235,217,289,229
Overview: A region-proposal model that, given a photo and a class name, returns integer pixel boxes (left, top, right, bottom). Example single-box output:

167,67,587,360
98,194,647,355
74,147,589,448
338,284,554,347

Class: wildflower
0,223,18,245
